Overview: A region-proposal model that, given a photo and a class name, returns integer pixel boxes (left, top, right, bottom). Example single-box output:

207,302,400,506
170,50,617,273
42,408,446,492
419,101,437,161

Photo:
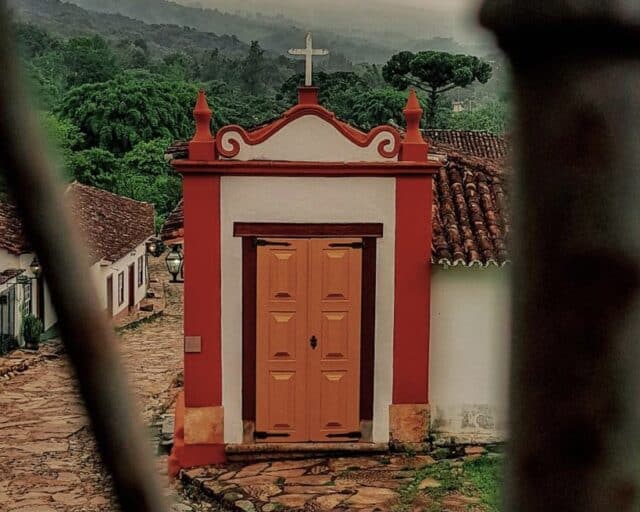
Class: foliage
60,71,199,154
12,12,510,237
66,148,121,190
117,139,182,220
464,456,503,512
383,51,492,126
62,36,119,87
22,314,43,348
207,82,288,130
349,88,407,130
240,41,266,94
443,101,510,135
394,455,502,512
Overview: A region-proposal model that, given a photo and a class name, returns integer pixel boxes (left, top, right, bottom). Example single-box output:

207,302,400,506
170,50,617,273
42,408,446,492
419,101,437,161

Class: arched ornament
216,104,401,162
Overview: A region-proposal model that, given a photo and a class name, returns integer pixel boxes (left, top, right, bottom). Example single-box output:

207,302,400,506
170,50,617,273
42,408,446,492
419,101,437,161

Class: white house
0,182,155,345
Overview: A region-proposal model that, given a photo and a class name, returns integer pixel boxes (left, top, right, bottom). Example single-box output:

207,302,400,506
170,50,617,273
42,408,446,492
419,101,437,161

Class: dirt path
0,271,212,511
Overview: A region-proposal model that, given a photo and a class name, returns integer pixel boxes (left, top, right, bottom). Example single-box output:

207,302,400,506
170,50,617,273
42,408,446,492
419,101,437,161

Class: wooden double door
256,238,363,442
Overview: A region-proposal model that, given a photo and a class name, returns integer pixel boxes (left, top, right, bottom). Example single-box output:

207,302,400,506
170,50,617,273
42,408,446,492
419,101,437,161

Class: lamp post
165,245,184,283
29,256,44,325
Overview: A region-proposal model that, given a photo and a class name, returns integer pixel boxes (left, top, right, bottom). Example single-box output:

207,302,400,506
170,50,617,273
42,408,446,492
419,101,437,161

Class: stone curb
0,342,64,381
116,310,165,333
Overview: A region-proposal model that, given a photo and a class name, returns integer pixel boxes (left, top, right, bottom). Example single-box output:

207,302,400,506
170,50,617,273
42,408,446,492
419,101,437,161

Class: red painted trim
215,103,401,159
183,174,222,408
360,237,377,420
168,391,226,477
239,226,377,424
393,177,432,404
242,237,257,421
173,159,440,177
234,223,383,239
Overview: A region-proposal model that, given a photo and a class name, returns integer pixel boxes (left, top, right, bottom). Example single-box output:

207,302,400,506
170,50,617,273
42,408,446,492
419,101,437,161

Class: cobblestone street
0,261,213,511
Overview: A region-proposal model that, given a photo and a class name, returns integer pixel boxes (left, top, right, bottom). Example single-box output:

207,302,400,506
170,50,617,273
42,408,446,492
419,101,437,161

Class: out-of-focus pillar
481,2,640,511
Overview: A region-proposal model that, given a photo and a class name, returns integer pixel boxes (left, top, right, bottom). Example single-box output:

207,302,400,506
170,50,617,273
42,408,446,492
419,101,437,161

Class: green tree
444,101,509,135
383,51,492,127
66,148,121,190
117,139,182,222
121,138,173,176
350,88,407,131
240,41,266,94
62,36,119,87
60,71,199,154
13,23,59,59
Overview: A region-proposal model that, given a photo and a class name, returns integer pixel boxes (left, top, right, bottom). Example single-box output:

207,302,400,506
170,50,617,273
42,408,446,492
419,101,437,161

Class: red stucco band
183,175,222,408
168,392,225,476
393,176,433,404
172,160,438,177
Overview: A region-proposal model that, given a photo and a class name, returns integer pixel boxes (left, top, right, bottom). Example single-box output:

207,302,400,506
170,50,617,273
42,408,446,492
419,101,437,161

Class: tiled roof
0,269,25,286
430,143,510,268
0,183,155,265
425,130,508,160
163,130,511,267
160,199,184,243
0,200,29,255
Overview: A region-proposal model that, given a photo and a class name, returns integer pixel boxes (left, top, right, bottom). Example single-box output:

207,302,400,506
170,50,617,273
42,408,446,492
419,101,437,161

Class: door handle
310,335,318,350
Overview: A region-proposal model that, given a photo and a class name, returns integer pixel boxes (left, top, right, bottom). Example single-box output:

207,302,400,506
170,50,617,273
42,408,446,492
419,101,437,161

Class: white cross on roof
288,33,329,87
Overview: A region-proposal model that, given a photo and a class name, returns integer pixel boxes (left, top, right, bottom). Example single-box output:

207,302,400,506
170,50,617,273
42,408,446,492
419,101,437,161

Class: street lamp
29,256,44,324
29,257,42,279
165,245,184,283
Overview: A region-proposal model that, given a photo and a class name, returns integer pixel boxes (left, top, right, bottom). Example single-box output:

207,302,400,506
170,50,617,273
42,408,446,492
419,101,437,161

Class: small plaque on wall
184,336,202,353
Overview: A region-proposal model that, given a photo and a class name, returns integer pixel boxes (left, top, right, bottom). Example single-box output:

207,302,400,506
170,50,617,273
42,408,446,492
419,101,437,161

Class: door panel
106,275,113,317
308,239,362,441
256,240,309,442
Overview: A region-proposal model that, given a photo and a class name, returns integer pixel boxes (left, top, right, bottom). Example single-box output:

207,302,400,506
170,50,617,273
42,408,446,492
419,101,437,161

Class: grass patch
463,456,502,512
393,455,503,512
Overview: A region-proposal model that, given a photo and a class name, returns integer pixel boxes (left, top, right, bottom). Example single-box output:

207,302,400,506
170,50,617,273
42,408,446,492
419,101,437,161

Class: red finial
189,90,216,160
403,88,424,144
192,90,213,143
400,88,429,161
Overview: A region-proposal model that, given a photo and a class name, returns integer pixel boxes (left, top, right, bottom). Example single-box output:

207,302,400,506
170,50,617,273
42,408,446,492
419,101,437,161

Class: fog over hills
59,0,493,62
176,0,489,46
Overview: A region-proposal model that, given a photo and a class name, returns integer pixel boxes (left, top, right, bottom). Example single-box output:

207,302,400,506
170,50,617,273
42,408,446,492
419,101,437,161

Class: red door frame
128,263,135,310
235,223,381,429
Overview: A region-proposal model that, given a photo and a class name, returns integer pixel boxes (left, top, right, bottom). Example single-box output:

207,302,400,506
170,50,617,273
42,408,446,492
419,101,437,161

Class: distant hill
7,0,249,56
63,0,399,63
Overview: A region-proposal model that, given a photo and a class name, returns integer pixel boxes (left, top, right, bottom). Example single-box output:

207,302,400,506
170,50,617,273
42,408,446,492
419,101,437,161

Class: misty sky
185,0,489,45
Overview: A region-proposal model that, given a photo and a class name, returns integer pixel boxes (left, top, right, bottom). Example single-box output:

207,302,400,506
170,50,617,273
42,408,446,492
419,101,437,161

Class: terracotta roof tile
0,269,25,286
163,131,511,267
425,130,508,160
0,200,30,255
160,199,184,243
0,183,155,265
430,144,510,267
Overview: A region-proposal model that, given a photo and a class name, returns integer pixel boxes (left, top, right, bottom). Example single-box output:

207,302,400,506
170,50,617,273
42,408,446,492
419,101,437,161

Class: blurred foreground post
0,4,166,511
481,2,640,511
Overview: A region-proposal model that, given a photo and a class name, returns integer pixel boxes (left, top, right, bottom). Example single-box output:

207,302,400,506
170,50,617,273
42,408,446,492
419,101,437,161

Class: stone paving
181,454,485,512
0,258,216,511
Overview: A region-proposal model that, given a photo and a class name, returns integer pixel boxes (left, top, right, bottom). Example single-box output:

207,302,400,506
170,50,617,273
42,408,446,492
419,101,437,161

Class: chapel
166,39,510,473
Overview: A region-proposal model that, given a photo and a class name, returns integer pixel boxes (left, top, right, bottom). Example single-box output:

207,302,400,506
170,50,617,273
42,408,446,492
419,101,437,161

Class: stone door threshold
225,442,389,462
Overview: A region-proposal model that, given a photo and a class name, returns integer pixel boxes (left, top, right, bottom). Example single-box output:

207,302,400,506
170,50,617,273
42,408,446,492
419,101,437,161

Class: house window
23,281,32,315
0,286,16,339
138,255,144,287
118,272,125,305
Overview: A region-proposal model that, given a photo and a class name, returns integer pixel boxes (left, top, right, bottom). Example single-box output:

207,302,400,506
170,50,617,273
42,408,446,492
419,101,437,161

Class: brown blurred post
481,2,640,511
0,4,166,511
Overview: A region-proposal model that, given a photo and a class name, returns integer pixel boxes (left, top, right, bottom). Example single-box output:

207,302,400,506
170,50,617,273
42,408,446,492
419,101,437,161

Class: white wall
429,265,511,443
218,115,398,163
220,176,396,444
92,242,149,318
0,242,149,338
